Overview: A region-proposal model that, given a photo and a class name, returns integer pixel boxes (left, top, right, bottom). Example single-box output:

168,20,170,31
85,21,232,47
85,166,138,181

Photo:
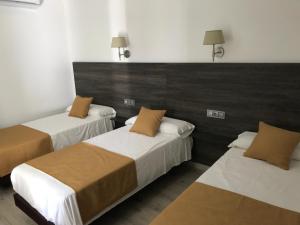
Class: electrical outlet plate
124,98,135,106
207,109,225,119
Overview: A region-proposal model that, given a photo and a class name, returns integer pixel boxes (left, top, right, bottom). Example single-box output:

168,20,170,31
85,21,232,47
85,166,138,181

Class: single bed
150,147,300,225
11,123,193,225
0,104,116,179
23,110,114,150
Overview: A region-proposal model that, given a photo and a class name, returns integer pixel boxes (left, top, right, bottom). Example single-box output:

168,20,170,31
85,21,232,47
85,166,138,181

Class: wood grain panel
73,62,300,165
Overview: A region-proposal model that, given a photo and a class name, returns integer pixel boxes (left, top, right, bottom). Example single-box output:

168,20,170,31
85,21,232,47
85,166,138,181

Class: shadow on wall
103,0,300,63
0,0,75,127
121,0,227,62
108,0,129,62
0,0,44,8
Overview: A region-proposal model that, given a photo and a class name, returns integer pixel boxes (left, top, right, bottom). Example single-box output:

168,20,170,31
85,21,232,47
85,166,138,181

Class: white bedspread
11,125,192,225
197,147,300,213
23,112,113,150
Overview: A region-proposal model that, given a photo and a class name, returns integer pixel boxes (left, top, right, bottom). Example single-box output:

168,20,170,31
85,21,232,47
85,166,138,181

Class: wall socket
124,98,135,106
207,109,225,119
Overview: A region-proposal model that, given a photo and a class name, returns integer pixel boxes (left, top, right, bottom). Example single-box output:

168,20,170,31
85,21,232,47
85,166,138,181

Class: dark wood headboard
73,63,300,165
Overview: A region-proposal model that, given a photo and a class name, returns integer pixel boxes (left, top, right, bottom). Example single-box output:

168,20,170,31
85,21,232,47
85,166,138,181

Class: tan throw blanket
0,125,53,177
27,142,138,224
150,182,300,225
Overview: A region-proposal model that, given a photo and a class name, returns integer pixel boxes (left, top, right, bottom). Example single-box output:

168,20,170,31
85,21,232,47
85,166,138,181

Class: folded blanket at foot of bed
27,142,137,224
0,125,53,177
150,182,300,225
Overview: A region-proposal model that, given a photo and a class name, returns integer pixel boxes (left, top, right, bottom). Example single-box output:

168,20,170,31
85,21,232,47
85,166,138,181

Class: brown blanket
27,142,137,224
150,182,300,225
0,125,53,177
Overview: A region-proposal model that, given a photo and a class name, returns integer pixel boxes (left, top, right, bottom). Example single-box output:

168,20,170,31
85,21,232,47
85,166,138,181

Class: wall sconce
111,37,131,60
203,30,225,62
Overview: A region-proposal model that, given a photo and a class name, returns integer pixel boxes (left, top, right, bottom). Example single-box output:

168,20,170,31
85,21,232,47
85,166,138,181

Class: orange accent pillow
244,122,300,170
68,96,93,118
130,107,166,137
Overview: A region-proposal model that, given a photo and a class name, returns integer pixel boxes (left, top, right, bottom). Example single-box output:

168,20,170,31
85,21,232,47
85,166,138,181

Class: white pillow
125,116,137,126
66,104,116,118
125,116,195,138
229,131,300,161
228,131,257,149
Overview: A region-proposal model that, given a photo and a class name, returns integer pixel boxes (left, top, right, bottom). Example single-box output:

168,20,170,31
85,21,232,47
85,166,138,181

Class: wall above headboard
73,63,300,165
64,0,300,62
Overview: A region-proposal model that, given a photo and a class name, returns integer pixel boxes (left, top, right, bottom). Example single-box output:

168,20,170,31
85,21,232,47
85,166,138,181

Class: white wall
1,0,299,126
64,0,300,63
0,0,75,127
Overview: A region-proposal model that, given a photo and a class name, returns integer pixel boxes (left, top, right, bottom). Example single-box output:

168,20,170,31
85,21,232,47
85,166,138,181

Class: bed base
14,193,54,225
0,175,11,186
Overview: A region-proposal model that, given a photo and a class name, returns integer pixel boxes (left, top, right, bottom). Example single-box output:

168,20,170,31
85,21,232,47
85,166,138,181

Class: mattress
197,147,300,213
23,112,113,150
11,125,192,225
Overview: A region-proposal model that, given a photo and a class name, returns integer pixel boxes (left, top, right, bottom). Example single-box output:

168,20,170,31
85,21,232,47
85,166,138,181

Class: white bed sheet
23,112,113,150
197,147,300,213
11,125,192,225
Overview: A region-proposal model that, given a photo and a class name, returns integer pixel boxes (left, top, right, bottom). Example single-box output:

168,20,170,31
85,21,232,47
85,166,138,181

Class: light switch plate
207,109,225,119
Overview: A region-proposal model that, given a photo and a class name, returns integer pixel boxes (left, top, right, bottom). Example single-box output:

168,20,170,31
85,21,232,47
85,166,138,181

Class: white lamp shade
111,37,128,48
203,30,225,45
